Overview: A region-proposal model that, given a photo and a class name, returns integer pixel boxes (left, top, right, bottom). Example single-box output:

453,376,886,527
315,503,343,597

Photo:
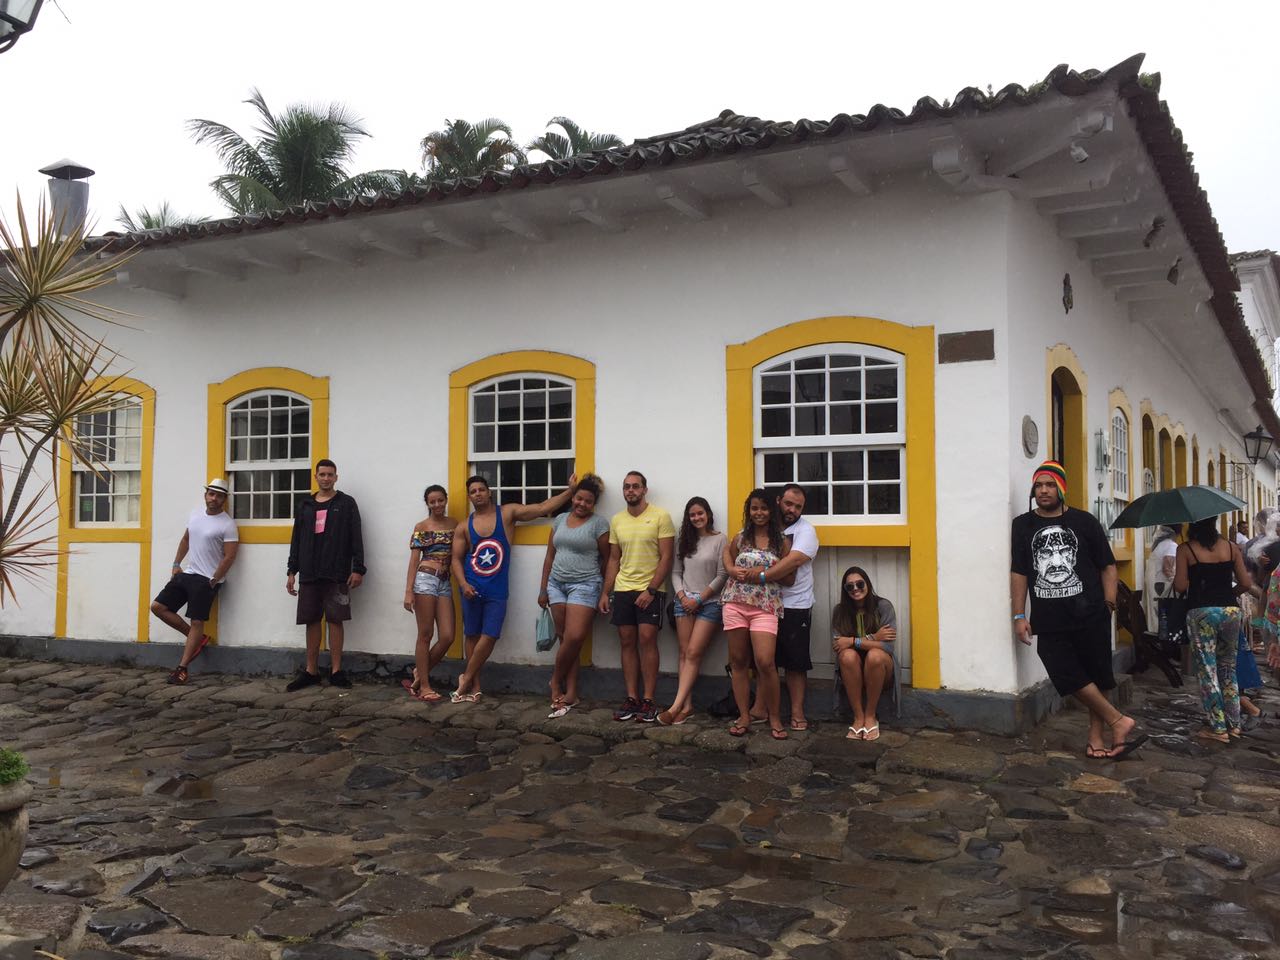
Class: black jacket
287,491,366,581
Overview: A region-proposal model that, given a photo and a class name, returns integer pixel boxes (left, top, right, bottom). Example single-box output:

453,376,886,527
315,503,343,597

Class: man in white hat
151,479,240,684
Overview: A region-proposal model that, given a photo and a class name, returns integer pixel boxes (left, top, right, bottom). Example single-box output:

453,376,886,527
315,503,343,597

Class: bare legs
729,628,780,731
838,647,893,735
302,621,344,676
618,624,660,701
666,616,719,719
150,601,206,668
549,603,594,705
456,633,496,697
412,594,454,692
1071,682,1137,754
785,671,808,727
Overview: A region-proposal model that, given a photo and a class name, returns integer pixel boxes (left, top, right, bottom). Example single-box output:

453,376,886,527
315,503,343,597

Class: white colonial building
2,54,1276,730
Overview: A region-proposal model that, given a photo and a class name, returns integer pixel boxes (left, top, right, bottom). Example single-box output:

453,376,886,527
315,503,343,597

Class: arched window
754,344,905,520
467,374,575,506
225,390,312,521
1110,409,1130,502
72,396,145,526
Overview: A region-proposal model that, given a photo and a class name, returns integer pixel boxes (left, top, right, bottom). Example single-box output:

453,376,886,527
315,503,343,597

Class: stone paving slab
2,657,1280,958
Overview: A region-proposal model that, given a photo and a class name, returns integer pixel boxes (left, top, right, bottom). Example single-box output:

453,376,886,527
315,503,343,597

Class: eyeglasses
844,581,867,594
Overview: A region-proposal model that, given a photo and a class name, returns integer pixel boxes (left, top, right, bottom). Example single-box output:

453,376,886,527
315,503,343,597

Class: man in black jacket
285,459,366,690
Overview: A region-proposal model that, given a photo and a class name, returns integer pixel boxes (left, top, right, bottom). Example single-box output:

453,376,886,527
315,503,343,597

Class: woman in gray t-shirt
659,496,728,726
539,474,610,717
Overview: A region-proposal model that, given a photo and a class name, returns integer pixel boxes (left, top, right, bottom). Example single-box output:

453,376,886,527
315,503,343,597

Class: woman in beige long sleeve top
659,497,728,725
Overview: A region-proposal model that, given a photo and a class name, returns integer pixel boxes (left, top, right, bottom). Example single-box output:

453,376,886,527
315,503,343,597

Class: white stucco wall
4,162,1272,697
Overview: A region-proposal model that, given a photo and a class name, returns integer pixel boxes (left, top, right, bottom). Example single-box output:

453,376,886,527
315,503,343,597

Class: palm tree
419,118,526,183
188,88,399,214
115,202,208,233
526,117,624,161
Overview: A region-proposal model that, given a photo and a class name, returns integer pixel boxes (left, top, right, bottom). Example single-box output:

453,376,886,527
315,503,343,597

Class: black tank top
1186,542,1237,610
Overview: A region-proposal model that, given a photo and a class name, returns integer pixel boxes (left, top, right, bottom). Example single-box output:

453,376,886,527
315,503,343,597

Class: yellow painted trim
1045,344,1088,511
448,350,597,660
725,316,938,688
56,378,155,641
207,367,330,546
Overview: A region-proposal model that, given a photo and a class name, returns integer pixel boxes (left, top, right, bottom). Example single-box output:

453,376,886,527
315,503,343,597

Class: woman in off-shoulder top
402,484,458,702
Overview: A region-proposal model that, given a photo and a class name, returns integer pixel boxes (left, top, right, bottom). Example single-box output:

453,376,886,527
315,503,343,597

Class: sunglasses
844,580,867,594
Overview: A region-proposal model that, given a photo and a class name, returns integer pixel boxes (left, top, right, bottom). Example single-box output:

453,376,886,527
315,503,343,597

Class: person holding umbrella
1011,460,1145,760
1174,518,1253,742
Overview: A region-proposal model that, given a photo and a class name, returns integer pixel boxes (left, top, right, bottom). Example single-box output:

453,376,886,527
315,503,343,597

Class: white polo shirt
781,516,819,609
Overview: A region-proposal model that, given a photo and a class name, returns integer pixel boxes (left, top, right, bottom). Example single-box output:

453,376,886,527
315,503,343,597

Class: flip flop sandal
789,719,809,731
450,689,467,704
548,703,573,719
863,724,881,742
1193,729,1229,744
419,689,442,703
401,678,421,698
728,722,750,737
1108,733,1149,758
847,726,865,740
770,728,789,741
749,716,768,725
1085,744,1111,760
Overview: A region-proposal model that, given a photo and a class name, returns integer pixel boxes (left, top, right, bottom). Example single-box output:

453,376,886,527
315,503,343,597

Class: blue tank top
465,506,511,599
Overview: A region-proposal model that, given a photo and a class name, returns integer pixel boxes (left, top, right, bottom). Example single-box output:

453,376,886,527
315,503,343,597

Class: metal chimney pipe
38,158,95,234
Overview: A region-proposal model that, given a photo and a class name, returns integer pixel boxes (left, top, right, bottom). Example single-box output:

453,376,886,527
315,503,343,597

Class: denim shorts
413,570,452,598
546,576,602,608
672,593,723,623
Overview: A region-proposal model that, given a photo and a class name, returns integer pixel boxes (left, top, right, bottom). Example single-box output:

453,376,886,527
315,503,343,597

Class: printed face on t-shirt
1031,525,1083,598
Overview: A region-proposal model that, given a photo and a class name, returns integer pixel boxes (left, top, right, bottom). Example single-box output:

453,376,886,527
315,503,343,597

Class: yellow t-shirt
609,505,676,591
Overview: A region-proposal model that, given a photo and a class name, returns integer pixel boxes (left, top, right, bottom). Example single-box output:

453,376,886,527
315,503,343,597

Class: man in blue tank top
450,473,577,701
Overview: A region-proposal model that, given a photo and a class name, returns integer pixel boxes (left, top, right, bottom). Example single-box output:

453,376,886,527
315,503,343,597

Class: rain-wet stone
591,880,694,919
1076,793,1169,827
469,888,562,920
416,755,489,781
985,787,1068,821
657,795,720,823
643,863,744,890
1022,821,1176,869
965,838,1004,861
141,877,279,935
28,863,105,897
189,816,279,838
182,741,232,760
1187,844,1247,870
17,847,56,868
86,905,170,944
667,899,812,939
478,922,578,959
845,812,958,863
342,874,457,913
255,899,353,940
339,908,490,956
344,764,404,790
269,864,366,900
688,823,738,851
281,946,377,960
877,739,1004,783
566,933,712,960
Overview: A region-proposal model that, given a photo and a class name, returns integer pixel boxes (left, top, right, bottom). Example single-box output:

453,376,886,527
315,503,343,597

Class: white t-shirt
182,508,239,580
781,516,819,609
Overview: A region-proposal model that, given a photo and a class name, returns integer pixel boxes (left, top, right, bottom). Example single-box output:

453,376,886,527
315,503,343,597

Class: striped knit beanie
1032,460,1067,500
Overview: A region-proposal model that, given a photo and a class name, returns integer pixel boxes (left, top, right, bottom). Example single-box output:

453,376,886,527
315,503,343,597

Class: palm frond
0,480,59,607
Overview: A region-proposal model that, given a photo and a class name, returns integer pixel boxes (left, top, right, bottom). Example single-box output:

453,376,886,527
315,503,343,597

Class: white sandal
863,724,881,741
846,725,865,740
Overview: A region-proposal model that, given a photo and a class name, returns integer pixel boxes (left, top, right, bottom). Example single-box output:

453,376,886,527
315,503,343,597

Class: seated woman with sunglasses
832,565,896,740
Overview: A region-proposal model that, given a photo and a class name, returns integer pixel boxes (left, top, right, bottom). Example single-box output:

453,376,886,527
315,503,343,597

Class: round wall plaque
1021,416,1039,458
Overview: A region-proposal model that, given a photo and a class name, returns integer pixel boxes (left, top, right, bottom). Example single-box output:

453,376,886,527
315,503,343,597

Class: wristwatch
644,587,658,597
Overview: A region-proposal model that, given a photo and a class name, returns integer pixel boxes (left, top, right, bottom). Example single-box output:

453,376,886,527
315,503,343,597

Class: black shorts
1036,617,1115,696
611,590,665,629
776,607,814,672
154,573,221,622
296,579,352,625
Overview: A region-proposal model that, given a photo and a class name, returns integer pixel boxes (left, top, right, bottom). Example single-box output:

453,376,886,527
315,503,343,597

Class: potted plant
0,747,32,894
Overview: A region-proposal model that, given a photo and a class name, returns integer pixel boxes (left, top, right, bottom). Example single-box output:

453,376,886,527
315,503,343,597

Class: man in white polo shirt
749,484,819,729
151,479,240,685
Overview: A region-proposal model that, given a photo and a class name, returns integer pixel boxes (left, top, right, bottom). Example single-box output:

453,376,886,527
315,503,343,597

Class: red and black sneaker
166,665,188,685
613,696,640,721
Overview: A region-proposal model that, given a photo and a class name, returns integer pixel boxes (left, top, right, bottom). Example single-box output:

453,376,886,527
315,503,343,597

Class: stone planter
0,780,33,895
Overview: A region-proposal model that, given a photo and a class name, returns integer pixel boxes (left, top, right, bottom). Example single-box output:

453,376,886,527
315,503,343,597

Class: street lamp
1243,424,1274,465
0,0,43,53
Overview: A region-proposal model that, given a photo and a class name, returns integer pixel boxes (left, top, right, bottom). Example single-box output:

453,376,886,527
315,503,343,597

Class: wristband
1012,614,1026,622
854,636,862,649
759,571,766,585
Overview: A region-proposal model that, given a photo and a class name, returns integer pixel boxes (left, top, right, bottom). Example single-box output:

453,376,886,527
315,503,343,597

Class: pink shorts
721,601,779,636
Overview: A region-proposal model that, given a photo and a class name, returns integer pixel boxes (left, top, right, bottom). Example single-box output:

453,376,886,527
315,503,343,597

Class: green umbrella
1109,485,1246,530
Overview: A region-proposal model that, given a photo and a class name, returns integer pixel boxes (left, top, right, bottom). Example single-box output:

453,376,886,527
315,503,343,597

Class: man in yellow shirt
599,470,675,722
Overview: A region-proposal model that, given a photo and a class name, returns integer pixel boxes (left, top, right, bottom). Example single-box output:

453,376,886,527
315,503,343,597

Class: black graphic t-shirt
1010,507,1116,633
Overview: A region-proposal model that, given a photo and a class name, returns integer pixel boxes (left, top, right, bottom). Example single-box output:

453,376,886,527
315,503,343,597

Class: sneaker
329,669,352,689
636,698,658,723
285,669,322,693
613,696,640,721
166,665,188,686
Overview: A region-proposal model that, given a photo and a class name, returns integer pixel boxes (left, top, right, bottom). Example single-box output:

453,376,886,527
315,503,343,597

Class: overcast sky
2,1,1277,252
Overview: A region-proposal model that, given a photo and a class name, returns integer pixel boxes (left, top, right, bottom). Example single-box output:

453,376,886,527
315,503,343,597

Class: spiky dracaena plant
0,196,135,604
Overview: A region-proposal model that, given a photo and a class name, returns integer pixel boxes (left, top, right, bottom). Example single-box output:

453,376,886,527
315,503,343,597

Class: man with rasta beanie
1010,460,1146,759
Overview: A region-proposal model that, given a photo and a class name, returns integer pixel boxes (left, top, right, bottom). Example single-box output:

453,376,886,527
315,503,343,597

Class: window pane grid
469,374,575,509
71,398,143,526
226,391,311,521
1111,411,1129,501
760,448,904,519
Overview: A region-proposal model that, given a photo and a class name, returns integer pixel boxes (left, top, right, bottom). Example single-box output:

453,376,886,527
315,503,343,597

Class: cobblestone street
2,656,1280,959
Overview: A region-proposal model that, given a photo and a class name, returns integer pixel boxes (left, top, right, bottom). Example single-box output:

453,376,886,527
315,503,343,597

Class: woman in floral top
721,488,793,739
402,485,458,702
